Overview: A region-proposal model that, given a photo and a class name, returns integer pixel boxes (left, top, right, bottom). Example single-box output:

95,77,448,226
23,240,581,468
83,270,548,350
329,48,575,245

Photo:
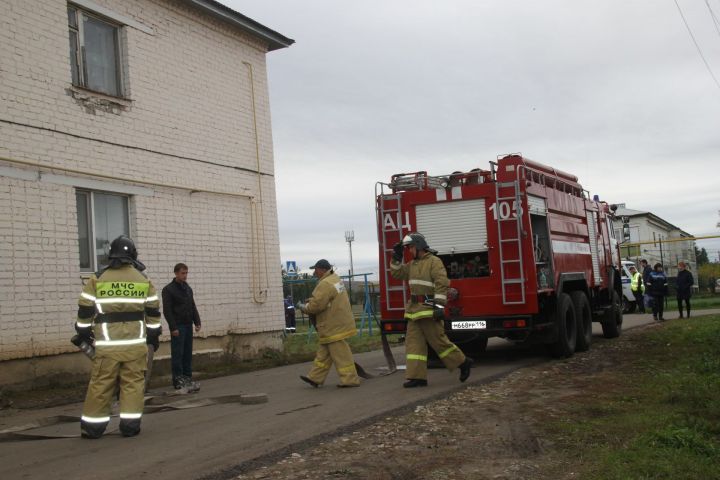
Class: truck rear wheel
601,290,623,339
549,292,576,358
571,291,592,352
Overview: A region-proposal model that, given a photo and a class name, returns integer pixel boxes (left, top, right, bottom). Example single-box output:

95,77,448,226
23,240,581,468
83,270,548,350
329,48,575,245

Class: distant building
612,205,696,276
0,0,293,387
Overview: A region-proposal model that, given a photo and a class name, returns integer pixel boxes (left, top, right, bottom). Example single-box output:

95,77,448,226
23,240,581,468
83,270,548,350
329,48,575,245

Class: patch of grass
691,294,720,310
544,314,720,479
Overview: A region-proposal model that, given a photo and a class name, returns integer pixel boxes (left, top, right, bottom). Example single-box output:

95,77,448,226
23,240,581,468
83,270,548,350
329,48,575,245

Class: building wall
0,0,285,369
613,216,697,277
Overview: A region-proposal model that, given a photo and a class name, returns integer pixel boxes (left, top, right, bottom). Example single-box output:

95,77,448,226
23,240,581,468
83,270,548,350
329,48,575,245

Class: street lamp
345,230,354,302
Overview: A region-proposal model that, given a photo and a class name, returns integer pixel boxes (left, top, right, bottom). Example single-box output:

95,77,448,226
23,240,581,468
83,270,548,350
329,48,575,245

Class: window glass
76,192,92,270
68,30,80,86
67,6,77,28
93,192,129,268
83,15,119,96
67,5,122,97
76,190,129,270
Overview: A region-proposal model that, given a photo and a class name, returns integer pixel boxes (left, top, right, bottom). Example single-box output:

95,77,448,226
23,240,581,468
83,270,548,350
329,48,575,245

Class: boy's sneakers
174,375,200,392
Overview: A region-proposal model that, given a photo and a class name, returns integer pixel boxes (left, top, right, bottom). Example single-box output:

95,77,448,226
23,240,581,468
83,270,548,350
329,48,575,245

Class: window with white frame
67,4,123,97
76,190,130,271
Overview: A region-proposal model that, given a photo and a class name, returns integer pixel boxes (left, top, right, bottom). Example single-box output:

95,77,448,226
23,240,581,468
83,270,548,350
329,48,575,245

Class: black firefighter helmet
108,235,138,261
402,232,430,251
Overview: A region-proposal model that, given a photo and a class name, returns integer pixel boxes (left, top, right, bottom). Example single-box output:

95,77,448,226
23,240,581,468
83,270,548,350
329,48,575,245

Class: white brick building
612,205,697,277
0,0,293,386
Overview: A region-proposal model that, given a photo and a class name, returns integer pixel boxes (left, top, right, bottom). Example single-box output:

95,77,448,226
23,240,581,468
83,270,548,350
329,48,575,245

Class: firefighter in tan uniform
75,235,162,438
296,259,360,388
391,233,472,388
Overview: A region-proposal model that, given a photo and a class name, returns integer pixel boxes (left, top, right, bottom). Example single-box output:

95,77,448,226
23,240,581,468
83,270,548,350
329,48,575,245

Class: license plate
451,321,486,330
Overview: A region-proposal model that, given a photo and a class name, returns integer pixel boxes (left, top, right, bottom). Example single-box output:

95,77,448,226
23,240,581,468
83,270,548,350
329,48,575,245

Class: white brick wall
0,0,286,361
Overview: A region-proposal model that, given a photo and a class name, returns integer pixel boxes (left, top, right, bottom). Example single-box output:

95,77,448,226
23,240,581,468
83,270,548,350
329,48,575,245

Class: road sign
286,261,297,276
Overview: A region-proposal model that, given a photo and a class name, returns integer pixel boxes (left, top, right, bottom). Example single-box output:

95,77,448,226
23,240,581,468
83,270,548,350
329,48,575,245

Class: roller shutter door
528,195,547,216
416,199,487,255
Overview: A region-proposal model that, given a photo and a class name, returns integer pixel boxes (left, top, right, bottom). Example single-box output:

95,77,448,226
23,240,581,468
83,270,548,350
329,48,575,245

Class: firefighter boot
300,375,319,388
459,358,473,383
80,419,108,439
403,379,428,388
119,418,141,437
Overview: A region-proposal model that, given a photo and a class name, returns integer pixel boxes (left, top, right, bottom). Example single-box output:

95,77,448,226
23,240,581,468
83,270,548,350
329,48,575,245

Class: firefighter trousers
81,352,146,438
405,317,466,380
306,339,360,386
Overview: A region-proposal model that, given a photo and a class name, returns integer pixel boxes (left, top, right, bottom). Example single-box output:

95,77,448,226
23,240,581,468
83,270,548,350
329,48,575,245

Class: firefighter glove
74,323,93,341
146,332,160,352
392,242,403,262
295,302,307,312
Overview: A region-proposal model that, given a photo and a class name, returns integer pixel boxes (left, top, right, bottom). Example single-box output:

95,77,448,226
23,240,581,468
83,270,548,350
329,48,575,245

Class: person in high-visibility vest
629,265,645,314
75,235,162,438
390,232,472,388
296,259,360,388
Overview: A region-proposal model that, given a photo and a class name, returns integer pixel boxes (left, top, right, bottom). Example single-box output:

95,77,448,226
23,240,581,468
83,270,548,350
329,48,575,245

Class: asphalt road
1,309,714,480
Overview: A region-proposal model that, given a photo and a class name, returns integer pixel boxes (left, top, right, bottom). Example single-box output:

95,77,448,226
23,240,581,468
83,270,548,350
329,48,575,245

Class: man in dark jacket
676,261,694,318
645,263,668,321
162,263,202,389
640,259,652,285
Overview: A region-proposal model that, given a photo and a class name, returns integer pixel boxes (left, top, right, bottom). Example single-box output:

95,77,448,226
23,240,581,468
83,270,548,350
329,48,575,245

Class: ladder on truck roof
376,184,408,311
495,181,526,305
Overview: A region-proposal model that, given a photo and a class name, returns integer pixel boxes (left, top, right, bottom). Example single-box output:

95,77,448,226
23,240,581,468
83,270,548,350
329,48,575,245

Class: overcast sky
226,0,720,275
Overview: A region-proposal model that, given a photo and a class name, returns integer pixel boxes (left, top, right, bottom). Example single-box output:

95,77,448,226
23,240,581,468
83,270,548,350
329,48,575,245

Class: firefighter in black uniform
75,235,162,438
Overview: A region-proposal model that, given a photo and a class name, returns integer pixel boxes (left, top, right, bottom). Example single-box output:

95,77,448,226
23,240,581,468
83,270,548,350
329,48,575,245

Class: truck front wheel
549,292,577,358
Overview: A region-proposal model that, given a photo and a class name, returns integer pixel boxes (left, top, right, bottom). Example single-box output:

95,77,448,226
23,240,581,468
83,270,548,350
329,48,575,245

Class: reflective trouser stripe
314,359,330,369
404,310,434,320
319,328,357,343
120,412,142,419
406,354,427,362
95,338,147,346
337,363,356,374
81,415,110,423
438,345,459,359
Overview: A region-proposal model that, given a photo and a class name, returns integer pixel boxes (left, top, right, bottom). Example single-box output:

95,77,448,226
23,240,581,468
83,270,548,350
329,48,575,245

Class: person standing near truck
296,259,360,388
676,261,694,318
75,235,162,438
646,263,668,321
390,232,472,388
629,265,645,314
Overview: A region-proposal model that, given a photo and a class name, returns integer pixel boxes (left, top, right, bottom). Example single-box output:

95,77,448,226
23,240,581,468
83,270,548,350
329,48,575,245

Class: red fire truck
376,154,623,358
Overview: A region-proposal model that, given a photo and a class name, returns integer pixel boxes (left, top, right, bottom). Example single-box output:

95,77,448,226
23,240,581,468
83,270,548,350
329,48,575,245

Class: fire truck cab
376,154,623,358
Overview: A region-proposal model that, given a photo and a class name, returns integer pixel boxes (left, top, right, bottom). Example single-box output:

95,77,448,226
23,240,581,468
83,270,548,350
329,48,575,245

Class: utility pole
345,230,355,303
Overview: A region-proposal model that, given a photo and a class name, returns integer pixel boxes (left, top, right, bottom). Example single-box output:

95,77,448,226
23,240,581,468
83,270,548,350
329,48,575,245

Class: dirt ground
230,325,656,480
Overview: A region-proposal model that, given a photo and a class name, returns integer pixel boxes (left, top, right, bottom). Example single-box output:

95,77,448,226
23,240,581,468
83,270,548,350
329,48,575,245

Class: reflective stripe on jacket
390,252,449,320
630,272,645,293
76,264,161,358
304,271,357,344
